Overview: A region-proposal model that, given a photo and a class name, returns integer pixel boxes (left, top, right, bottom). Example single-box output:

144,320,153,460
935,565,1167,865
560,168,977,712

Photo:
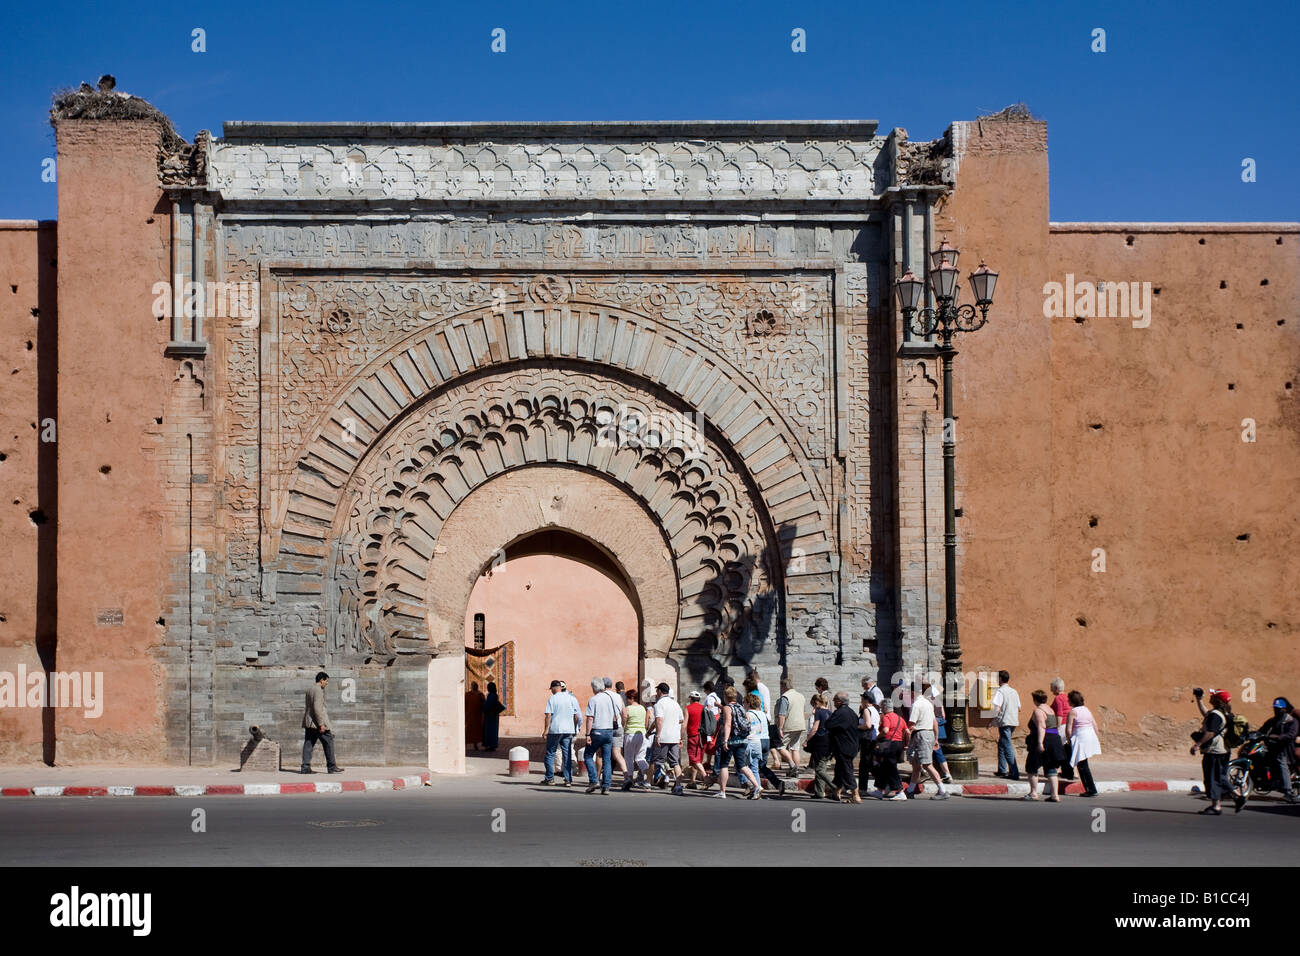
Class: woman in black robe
482,681,505,751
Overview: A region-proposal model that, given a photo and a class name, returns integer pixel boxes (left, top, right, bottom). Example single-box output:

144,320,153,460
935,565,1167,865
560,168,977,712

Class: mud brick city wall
0,221,56,761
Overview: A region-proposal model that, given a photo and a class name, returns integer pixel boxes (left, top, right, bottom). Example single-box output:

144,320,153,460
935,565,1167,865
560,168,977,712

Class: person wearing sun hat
1189,689,1243,814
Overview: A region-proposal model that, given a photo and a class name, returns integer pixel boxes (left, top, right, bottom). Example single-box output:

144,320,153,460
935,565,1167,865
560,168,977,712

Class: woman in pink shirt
1065,690,1101,797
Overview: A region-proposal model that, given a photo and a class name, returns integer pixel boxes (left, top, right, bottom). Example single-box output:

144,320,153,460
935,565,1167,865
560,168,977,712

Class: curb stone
0,772,431,797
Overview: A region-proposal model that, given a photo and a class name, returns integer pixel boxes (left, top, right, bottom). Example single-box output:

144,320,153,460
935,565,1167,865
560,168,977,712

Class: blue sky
1,0,1296,222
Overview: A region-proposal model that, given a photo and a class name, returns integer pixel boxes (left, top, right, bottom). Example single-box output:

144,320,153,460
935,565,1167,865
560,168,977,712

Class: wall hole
1088,516,1098,527
28,509,46,526
1125,236,1134,246
29,308,38,318
1198,237,1206,245
9,285,15,293
1235,323,1243,330
1236,533,1250,541
1228,383,1235,390
1074,316,1086,324
1220,280,1227,289
1076,617,1088,627
99,465,111,475
1089,423,1103,430
1261,279,1270,286
25,340,33,350
156,617,166,626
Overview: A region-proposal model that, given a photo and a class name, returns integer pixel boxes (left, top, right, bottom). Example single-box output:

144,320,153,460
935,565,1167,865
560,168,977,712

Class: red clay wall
1045,224,1299,748
0,221,56,761
944,116,1299,751
52,120,173,762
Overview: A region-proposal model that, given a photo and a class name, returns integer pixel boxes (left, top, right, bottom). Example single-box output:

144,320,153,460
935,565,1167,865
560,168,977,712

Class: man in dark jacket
1261,697,1298,803
826,692,861,803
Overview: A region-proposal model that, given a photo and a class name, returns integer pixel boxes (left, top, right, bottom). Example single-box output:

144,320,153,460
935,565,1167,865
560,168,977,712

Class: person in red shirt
684,691,709,787
1051,678,1074,781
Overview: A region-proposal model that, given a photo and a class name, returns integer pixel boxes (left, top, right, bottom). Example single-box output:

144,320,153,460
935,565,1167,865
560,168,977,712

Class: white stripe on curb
107,786,136,796
365,779,394,791
243,784,280,795
33,787,64,797
314,782,342,793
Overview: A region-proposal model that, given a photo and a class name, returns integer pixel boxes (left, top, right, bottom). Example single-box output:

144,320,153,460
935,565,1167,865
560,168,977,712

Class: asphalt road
1,778,1296,866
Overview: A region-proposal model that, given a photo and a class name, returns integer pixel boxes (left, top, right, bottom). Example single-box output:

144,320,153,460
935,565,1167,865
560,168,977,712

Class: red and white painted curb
792,777,1198,796
0,772,430,797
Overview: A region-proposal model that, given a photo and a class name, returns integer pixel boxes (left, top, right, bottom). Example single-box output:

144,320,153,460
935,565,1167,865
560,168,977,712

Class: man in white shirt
583,677,622,794
651,683,686,795
905,681,948,799
991,669,1022,780
861,676,885,708
542,679,581,786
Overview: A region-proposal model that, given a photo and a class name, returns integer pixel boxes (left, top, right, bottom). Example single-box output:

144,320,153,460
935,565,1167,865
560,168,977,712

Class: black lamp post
895,241,998,781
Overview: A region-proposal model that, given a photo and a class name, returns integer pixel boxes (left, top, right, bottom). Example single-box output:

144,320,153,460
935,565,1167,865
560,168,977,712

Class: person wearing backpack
715,686,761,799
1189,690,1245,814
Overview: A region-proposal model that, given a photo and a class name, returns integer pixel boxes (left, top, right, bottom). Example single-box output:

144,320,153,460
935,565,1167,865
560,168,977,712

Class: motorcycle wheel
1228,764,1252,797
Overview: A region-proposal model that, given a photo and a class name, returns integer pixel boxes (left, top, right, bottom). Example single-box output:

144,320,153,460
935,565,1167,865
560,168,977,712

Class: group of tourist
1191,688,1298,814
534,667,1106,802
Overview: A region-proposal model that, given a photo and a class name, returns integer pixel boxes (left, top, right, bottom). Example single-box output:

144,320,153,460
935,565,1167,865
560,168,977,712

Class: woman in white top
1065,689,1101,796
744,692,782,795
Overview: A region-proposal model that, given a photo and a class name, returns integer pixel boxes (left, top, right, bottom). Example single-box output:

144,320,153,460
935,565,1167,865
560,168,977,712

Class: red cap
1211,690,1231,702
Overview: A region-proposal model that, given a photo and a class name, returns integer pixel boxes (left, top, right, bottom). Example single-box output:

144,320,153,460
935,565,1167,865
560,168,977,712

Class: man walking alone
301,671,343,774
992,670,1021,780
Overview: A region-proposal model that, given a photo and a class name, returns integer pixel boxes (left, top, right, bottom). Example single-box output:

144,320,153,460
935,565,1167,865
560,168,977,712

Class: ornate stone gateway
167,120,953,770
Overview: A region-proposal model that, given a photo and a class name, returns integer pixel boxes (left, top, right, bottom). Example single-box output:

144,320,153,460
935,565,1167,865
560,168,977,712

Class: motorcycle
1228,731,1300,797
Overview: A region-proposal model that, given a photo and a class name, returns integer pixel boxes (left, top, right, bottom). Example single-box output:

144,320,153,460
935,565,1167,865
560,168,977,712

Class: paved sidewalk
0,765,430,797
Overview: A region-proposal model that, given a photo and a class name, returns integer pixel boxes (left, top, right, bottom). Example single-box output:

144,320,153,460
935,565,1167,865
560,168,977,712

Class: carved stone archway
313,365,785,681
419,466,678,771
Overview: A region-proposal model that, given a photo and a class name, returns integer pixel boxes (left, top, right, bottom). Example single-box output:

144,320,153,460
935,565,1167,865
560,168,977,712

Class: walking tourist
608,678,627,778
862,675,885,708
620,688,651,790
992,670,1021,780
716,686,761,799
1023,689,1062,802
870,699,906,799
826,692,861,803
805,693,834,798
301,671,343,774
652,682,686,795
542,679,579,785
774,677,805,777
745,691,785,796
684,690,709,788
925,680,953,784
904,681,948,800
1065,690,1101,796
1051,678,1074,781
583,677,620,794
857,690,879,790
1189,689,1243,814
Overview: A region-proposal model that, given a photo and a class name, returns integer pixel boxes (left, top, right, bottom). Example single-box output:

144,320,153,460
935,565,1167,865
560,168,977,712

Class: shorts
725,741,751,773
781,730,804,751
1026,733,1063,776
687,735,705,765
908,730,936,764
655,742,681,768
612,731,624,748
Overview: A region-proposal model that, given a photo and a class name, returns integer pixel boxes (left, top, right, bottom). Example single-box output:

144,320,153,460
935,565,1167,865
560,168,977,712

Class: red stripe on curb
340,780,366,792
64,786,108,797
279,783,314,794
2,788,33,796
1062,782,1085,795
135,786,175,796
1129,780,1168,791
961,784,1010,795
391,778,406,789
205,785,245,795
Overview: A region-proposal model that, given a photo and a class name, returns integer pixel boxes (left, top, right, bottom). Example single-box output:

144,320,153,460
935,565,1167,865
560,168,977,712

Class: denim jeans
584,729,614,789
997,725,1020,778
545,732,574,782
301,728,338,771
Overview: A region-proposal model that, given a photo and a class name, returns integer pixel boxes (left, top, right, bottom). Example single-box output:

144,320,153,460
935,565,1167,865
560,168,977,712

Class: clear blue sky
1,0,1296,222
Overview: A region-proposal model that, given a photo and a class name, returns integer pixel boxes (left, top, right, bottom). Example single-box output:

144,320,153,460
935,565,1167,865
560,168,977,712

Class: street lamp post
895,241,998,781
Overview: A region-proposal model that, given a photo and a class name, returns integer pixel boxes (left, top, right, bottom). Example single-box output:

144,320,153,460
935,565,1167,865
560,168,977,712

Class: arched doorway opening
462,529,641,749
